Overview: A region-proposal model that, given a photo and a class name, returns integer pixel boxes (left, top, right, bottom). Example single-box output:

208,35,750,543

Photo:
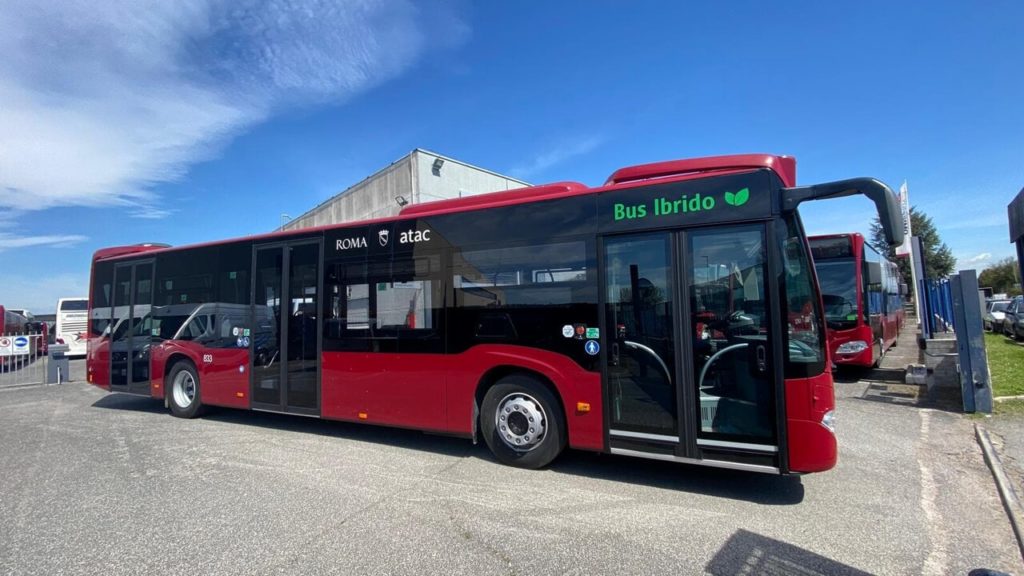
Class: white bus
56,297,89,357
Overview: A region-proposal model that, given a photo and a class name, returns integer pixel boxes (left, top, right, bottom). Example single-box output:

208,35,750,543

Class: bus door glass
604,233,678,442
251,241,321,414
110,260,153,394
687,225,777,450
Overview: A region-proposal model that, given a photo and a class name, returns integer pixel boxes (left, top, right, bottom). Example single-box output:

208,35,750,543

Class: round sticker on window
562,325,574,338
584,340,600,356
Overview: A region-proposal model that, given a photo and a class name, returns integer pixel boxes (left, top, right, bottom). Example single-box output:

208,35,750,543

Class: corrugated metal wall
281,149,528,231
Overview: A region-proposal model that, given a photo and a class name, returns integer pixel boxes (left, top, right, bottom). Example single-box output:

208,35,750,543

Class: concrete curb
975,423,1024,562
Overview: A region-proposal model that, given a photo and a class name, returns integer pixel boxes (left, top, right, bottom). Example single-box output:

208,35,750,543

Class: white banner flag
894,181,913,256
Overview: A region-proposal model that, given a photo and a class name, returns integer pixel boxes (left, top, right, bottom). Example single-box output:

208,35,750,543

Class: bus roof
809,232,864,242
93,153,796,263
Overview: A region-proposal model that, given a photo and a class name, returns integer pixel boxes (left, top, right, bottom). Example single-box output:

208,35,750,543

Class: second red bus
809,233,904,368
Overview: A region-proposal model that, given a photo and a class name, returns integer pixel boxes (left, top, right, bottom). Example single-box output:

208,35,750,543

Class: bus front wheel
481,374,566,470
168,361,204,419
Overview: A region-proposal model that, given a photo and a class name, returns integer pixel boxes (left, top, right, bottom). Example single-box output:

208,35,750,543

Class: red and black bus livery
87,154,903,475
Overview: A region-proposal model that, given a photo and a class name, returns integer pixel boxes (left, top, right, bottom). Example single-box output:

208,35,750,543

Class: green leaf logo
724,187,749,207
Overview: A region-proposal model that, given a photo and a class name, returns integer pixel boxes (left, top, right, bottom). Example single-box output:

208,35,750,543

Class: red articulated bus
87,154,903,475
809,234,905,369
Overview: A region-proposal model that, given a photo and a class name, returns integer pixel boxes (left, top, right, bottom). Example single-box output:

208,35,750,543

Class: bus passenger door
603,225,781,471
687,225,779,467
604,233,681,448
109,261,154,395
251,241,321,415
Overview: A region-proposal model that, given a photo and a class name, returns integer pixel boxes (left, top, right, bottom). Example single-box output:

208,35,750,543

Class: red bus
0,305,36,367
809,233,904,368
0,306,28,335
87,154,902,475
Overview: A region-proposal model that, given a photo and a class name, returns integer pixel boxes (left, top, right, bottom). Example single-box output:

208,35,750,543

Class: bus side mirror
782,178,904,246
866,262,882,285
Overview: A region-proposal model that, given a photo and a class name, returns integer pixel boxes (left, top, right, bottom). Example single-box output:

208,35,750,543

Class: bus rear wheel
168,361,204,419
481,375,566,470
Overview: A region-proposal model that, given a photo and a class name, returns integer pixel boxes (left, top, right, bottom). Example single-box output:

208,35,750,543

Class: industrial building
280,149,529,231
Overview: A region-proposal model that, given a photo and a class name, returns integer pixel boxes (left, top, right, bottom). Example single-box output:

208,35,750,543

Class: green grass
984,331,1024,397
994,399,1024,416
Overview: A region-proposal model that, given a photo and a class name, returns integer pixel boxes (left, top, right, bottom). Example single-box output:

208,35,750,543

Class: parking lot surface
1,379,1020,575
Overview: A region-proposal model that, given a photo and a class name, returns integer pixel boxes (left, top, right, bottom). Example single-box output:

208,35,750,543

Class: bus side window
322,255,442,353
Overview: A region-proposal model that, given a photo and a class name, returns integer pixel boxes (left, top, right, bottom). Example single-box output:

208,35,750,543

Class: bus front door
251,241,321,415
603,225,781,472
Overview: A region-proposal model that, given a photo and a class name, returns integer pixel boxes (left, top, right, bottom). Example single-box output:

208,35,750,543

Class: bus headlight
822,410,836,433
836,340,868,354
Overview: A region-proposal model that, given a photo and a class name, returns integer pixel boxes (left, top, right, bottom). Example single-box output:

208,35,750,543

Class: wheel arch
162,352,197,407
473,365,567,443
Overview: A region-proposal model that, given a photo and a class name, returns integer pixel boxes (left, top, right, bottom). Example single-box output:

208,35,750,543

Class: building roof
282,148,529,229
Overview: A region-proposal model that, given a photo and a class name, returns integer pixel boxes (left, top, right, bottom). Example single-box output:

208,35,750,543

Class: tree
978,257,1022,296
870,206,956,283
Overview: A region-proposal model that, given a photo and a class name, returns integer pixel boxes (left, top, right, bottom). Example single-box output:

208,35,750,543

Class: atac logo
378,229,390,247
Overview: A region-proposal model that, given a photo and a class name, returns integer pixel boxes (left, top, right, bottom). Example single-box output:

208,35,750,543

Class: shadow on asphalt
705,529,870,575
832,366,900,384
833,367,965,414
92,393,804,506
549,451,805,506
91,391,167,413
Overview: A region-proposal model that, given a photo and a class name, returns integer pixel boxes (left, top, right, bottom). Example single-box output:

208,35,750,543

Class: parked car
1001,296,1024,339
984,299,1012,331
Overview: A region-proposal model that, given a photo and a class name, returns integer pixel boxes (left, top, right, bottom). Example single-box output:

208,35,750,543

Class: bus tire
481,374,566,470
167,361,204,419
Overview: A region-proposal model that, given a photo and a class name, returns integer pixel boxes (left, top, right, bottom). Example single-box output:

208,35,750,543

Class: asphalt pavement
983,413,1024,523
0,378,1020,575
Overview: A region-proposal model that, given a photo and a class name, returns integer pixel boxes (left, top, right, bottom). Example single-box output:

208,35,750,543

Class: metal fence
925,278,955,335
0,333,48,388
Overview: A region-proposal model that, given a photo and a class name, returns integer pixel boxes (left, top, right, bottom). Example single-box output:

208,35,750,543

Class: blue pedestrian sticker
584,340,600,356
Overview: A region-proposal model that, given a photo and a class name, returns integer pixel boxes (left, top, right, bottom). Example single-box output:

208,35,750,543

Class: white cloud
954,251,1000,271
509,135,606,179
0,234,88,251
0,0,464,217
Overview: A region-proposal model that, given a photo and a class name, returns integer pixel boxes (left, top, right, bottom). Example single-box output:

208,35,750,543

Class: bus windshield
815,259,859,329
60,299,89,311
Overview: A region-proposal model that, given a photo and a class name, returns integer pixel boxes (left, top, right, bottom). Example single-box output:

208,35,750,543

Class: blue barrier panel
925,278,955,332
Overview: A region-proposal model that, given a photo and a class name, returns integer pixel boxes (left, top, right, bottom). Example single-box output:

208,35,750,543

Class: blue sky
2,1,1022,313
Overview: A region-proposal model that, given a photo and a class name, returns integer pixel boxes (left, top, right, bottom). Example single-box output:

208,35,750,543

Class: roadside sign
0,336,31,357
